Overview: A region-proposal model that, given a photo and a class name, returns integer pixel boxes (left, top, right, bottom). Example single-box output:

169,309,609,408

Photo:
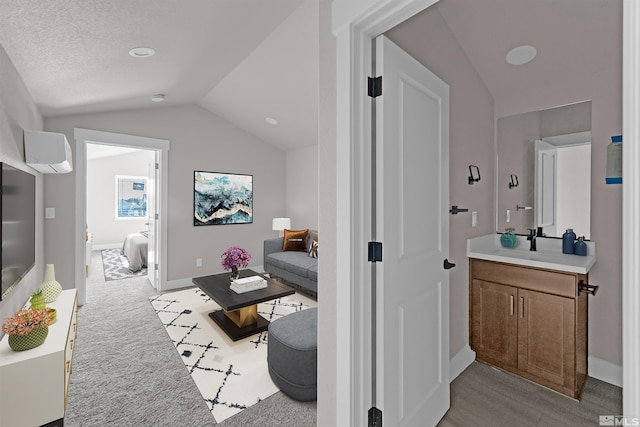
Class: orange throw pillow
282,229,309,251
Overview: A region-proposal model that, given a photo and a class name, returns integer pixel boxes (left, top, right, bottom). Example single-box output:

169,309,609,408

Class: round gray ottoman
267,307,317,401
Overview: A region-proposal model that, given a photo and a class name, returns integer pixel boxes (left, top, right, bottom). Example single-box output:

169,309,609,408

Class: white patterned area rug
149,287,317,423
101,248,147,281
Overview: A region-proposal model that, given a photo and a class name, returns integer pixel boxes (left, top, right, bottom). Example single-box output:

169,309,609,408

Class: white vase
41,264,62,303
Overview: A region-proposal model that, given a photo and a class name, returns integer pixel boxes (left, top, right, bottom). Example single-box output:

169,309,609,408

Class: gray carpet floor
65,251,621,426
64,251,316,426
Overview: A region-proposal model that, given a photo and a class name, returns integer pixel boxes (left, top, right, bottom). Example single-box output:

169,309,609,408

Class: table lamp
272,218,291,237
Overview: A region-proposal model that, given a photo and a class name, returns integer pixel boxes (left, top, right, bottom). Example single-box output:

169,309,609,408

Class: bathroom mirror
496,100,591,239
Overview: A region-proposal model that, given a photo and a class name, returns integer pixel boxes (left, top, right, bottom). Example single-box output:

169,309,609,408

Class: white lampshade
272,217,291,231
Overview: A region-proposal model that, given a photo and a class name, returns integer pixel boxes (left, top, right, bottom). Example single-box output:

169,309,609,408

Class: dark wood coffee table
192,269,295,341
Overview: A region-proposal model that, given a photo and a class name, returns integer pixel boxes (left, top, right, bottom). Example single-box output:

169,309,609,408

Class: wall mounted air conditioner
24,130,73,174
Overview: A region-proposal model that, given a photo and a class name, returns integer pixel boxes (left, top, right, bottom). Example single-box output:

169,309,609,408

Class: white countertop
467,234,596,274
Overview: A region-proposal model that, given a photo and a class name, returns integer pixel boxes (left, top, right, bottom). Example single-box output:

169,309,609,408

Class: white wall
556,144,591,238
43,105,287,288
87,149,155,248
0,42,44,334
286,145,318,230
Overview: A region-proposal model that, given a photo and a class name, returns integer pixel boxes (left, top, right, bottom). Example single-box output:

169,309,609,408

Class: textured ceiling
0,0,310,151
0,0,621,153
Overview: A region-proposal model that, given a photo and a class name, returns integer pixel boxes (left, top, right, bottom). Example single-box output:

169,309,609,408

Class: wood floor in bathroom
439,362,622,427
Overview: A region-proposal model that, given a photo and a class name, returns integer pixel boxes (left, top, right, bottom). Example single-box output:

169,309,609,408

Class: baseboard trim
450,345,476,383
589,356,622,387
93,243,121,251
163,278,195,292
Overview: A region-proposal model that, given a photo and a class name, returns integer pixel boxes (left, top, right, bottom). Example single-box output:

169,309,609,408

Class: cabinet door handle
510,295,514,316
520,297,524,318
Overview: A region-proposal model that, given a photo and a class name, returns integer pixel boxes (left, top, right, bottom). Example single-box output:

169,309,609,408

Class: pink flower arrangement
220,246,251,271
2,307,52,337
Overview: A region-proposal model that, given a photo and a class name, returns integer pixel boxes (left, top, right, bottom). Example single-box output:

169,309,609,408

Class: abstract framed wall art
115,175,147,219
194,171,253,226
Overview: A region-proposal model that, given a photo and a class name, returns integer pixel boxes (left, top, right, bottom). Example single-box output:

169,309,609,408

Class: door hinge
155,163,159,170
155,213,159,220
368,76,382,98
368,241,383,262
368,407,382,427
155,264,159,271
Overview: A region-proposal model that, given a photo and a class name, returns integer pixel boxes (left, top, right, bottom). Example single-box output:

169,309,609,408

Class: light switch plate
45,207,55,219
472,211,478,227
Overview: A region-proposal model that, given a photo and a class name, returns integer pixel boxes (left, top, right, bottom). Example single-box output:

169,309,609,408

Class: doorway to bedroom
74,128,170,307
86,144,156,289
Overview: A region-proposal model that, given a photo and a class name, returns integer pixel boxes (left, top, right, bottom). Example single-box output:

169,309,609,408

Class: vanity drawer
471,259,578,298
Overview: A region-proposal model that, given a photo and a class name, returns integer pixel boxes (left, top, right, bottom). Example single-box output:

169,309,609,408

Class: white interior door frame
333,0,640,423
623,0,640,417
73,128,170,306
332,1,440,425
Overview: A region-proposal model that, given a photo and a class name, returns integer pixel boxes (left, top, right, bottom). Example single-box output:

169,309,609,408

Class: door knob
443,259,456,270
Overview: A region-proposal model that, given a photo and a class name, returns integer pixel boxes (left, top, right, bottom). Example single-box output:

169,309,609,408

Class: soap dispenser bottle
500,228,518,248
562,229,576,254
574,236,587,256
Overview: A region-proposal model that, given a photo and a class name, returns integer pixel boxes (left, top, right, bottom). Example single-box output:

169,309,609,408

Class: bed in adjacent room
121,231,148,273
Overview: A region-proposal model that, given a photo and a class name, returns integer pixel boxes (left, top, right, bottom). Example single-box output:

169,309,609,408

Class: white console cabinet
0,289,78,427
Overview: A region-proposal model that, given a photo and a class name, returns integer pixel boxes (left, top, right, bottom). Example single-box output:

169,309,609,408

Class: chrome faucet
527,228,537,251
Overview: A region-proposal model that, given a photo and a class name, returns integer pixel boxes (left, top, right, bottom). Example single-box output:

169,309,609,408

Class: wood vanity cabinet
469,258,588,399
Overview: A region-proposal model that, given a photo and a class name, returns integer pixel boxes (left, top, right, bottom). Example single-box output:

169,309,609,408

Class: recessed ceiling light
151,94,165,102
129,47,155,58
506,45,537,65
265,117,278,125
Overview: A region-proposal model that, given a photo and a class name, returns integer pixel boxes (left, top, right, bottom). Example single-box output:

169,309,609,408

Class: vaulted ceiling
0,0,621,152
433,0,621,106
0,0,316,151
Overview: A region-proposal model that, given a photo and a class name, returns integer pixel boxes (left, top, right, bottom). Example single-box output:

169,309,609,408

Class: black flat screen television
1,162,36,300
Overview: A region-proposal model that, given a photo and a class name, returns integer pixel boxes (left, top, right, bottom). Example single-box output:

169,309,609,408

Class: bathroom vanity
467,234,597,399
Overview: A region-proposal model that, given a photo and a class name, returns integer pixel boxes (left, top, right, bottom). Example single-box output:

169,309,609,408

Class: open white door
147,156,158,288
376,35,450,426
535,140,557,236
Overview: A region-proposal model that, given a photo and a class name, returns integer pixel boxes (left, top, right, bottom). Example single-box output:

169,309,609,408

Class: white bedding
122,232,148,272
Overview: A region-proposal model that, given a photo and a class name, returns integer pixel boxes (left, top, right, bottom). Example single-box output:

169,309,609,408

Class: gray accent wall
286,145,318,230
388,3,622,372
495,49,623,371
0,43,44,334
317,0,337,425
43,105,287,288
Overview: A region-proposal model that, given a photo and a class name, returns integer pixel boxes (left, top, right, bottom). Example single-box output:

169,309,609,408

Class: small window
115,175,147,219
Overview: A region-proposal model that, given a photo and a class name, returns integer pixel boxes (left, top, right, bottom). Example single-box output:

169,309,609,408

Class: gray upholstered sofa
264,230,317,297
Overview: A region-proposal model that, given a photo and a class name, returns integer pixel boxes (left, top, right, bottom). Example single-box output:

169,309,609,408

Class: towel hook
509,174,519,189
468,165,481,185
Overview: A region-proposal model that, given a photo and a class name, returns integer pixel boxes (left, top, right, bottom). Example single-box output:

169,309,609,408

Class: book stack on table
230,276,268,294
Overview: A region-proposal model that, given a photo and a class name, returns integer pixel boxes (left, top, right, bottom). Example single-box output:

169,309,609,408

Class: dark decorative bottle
562,229,576,254
574,236,587,256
